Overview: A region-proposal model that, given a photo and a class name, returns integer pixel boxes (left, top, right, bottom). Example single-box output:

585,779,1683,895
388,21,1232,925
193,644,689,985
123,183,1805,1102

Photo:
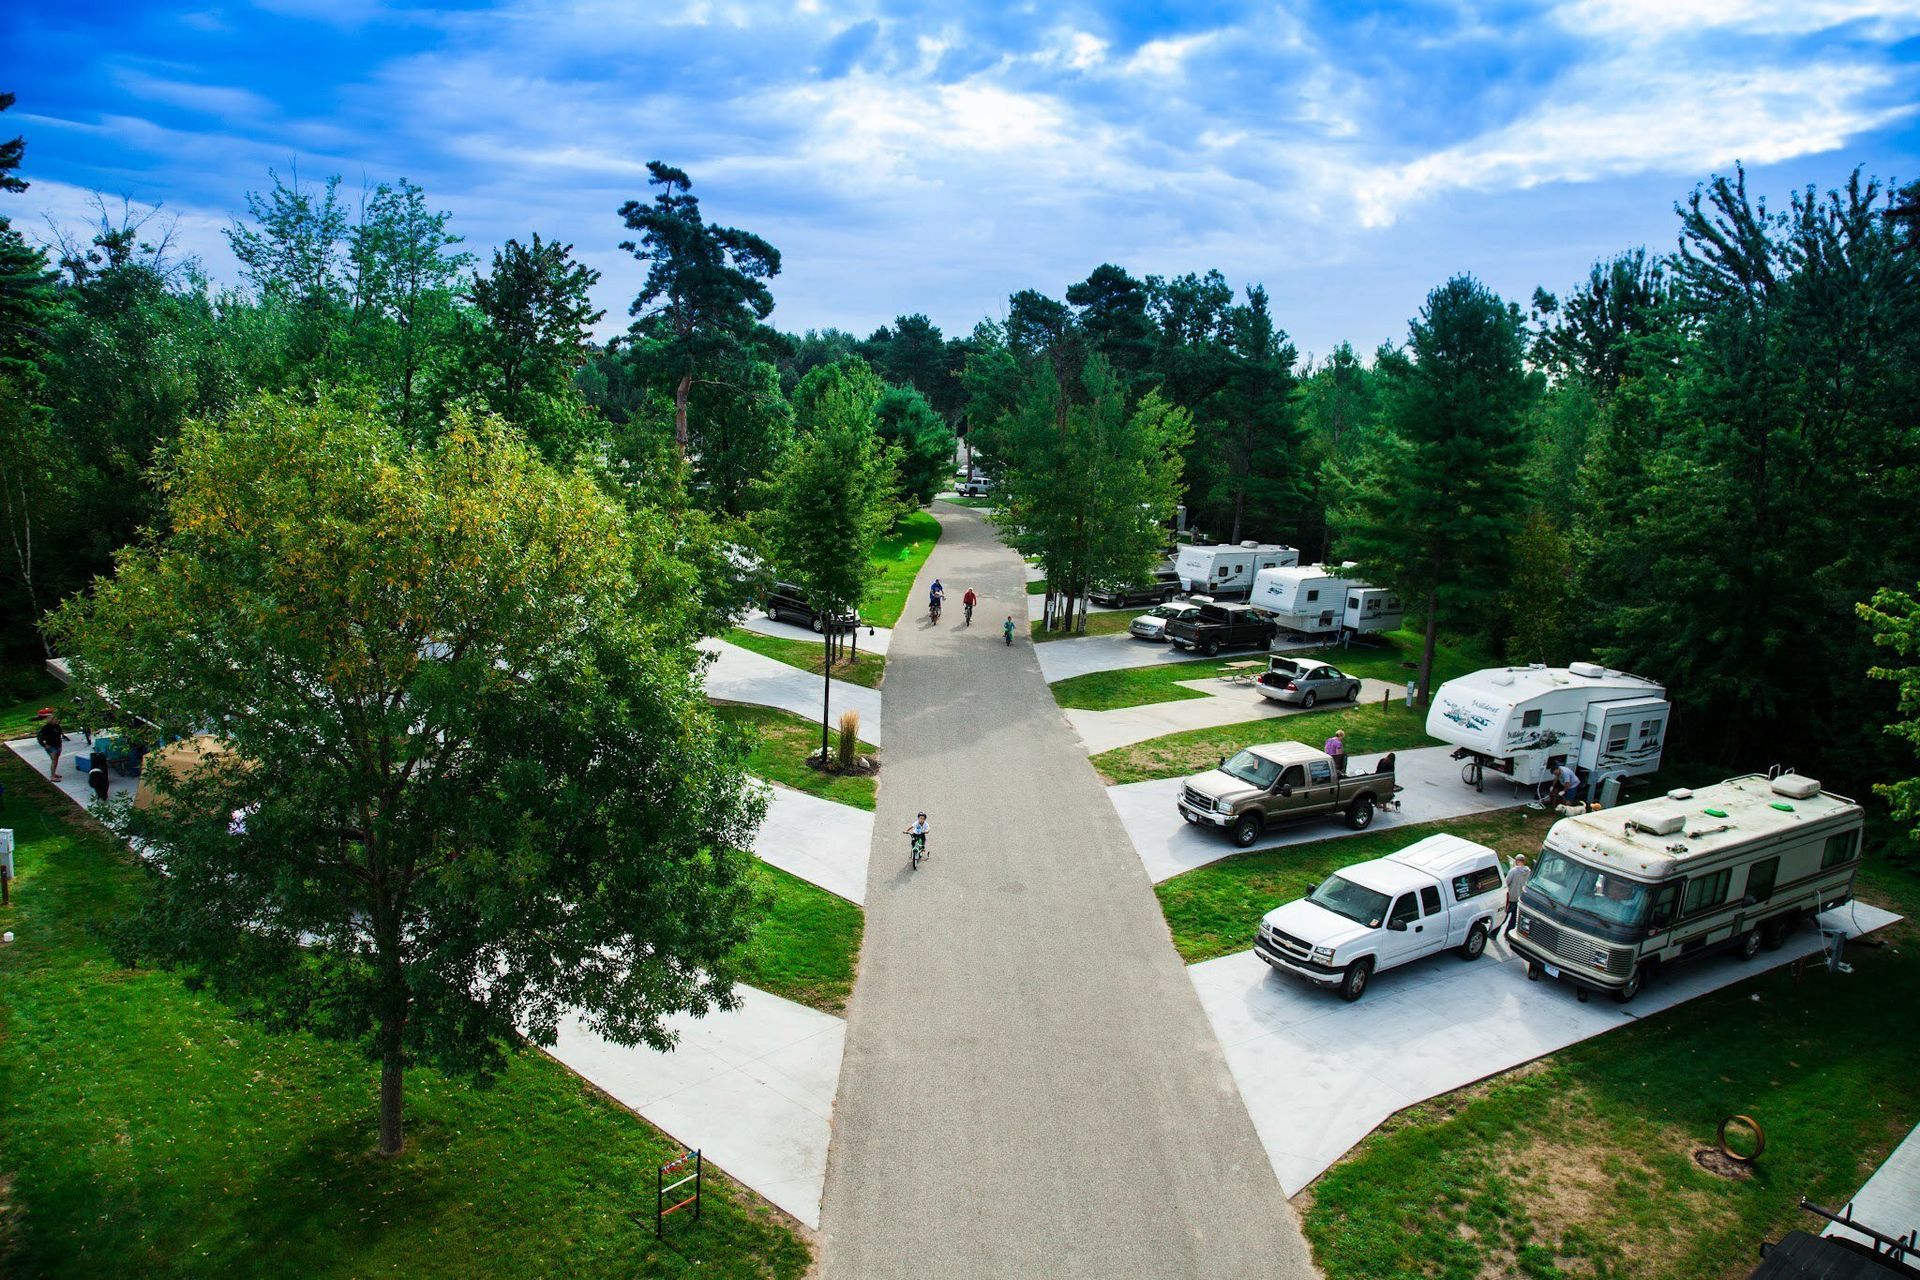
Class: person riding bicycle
903,812,929,861
929,579,945,619
1003,615,1015,646
962,587,978,625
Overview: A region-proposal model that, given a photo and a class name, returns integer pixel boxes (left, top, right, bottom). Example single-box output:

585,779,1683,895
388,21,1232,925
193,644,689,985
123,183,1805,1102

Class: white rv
1512,772,1863,1002
1249,564,1353,634
1427,662,1670,790
1343,586,1404,635
1172,542,1299,601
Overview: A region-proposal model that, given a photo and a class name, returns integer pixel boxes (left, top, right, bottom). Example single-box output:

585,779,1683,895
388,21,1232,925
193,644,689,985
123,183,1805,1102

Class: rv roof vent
1666,788,1695,800
1568,661,1608,678
1490,672,1514,687
1627,808,1686,837
1771,775,1821,800
1240,540,1259,548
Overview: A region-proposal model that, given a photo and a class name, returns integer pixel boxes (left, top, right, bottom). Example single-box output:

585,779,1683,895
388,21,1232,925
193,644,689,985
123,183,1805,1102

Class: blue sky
4,1,1918,360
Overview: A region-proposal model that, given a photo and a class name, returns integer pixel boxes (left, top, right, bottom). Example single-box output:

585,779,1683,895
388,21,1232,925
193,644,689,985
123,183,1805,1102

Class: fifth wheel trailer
1343,586,1404,635
1427,662,1671,790
1248,564,1354,635
1172,542,1299,601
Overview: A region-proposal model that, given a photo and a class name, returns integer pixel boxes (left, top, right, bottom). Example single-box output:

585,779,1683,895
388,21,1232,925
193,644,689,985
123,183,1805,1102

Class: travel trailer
1249,564,1355,635
1172,542,1299,601
1342,586,1404,636
1511,772,1863,1002
1427,662,1671,791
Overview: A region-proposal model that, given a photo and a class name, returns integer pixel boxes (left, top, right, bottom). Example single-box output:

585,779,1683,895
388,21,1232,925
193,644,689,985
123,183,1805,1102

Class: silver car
1255,657,1363,707
1129,601,1202,642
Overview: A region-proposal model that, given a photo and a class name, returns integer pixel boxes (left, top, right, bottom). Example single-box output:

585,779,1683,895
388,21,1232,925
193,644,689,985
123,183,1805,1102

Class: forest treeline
3,91,1919,808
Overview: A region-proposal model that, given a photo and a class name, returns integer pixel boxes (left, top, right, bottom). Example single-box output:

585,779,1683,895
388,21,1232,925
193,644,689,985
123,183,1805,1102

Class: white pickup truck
1253,834,1507,1001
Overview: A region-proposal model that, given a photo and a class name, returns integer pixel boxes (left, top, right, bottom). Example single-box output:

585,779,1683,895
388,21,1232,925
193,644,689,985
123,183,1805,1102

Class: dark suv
1090,568,1182,607
765,581,858,633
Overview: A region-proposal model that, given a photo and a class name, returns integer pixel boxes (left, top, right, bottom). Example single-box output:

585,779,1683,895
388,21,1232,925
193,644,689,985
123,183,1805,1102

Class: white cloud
1123,30,1218,77
110,69,277,121
1557,0,1920,39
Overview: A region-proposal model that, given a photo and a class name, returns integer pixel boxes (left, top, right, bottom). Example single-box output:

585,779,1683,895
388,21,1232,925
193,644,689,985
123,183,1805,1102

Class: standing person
1324,729,1347,775
35,714,66,781
1496,854,1530,938
1003,615,1015,646
962,587,978,626
88,756,111,805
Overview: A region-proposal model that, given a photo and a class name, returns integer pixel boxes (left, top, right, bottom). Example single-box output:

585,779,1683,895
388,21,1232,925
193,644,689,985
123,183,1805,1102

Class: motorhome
1511,772,1863,1002
1343,586,1404,636
1172,542,1299,601
1249,564,1354,635
1427,662,1670,792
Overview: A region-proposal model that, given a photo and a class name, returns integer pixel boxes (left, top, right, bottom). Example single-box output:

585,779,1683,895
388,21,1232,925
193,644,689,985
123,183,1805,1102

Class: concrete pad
1066,678,1403,754
1106,745,1526,883
543,984,846,1229
753,782,874,904
699,637,885,746
1190,903,1902,1195
1034,632,1326,683
6,735,141,812
737,611,893,656
1826,1120,1920,1249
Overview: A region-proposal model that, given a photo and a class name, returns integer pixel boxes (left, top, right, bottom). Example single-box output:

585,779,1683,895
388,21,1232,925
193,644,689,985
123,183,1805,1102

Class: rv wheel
1612,965,1644,1003
1459,922,1488,960
1736,928,1762,962
1346,796,1375,829
1761,917,1793,950
1230,815,1261,848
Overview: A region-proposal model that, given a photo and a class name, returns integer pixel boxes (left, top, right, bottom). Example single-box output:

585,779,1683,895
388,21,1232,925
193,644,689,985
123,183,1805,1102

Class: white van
1254,834,1507,1001
1511,772,1864,1002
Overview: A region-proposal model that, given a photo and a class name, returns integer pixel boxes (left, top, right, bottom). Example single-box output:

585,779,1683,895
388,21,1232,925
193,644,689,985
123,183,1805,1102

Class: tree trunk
377,1019,405,1157
1419,589,1439,710
1229,490,1244,546
674,371,692,456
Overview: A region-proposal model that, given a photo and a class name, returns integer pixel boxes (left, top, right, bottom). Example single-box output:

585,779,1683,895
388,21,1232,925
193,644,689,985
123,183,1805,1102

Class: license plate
1544,963,1561,978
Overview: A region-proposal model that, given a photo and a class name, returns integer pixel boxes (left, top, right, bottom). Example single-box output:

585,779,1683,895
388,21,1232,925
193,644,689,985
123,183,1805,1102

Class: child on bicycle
903,812,929,860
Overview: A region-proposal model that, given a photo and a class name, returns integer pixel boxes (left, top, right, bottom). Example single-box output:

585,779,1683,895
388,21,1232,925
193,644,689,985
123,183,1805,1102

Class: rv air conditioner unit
1771,775,1821,800
1568,661,1608,678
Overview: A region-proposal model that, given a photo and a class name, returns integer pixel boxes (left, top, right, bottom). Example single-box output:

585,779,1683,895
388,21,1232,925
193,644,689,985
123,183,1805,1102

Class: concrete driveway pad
1035,631,1338,683
1066,677,1403,754
737,611,893,655
753,782,874,904
699,637,884,745
1107,744,1523,882
1189,903,1901,1195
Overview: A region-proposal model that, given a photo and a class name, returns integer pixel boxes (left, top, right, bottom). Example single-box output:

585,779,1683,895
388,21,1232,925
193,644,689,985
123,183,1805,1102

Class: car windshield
1147,605,1176,618
1221,749,1282,788
1528,848,1652,928
1308,875,1391,928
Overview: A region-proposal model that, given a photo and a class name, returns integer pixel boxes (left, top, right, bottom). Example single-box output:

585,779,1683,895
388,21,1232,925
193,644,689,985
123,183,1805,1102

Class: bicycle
929,596,943,624
910,832,926,870
963,600,974,626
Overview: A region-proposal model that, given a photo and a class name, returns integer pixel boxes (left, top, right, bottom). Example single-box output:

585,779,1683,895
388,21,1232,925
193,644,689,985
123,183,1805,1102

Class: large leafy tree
1861,583,1920,860
1336,275,1534,703
760,359,898,754
619,162,780,458
1194,285,1303,545
346,179,473,436
468,235,603,410
874,384,954,507
49,393,765,1157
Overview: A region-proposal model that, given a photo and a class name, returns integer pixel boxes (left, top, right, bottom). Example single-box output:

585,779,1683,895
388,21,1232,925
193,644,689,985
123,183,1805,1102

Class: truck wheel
1338,958,1373,1002
810,615,825,634
1459,922,1488,960
1301,691,1317,709
1230,814,1261,848
1613,964,1645,1003
1203,640,1221,657
1346,796,1375,829
1735,928,1762,961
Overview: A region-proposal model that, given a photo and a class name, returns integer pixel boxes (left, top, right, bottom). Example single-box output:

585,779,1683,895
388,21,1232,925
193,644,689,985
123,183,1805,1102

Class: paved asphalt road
818,505,1318,1279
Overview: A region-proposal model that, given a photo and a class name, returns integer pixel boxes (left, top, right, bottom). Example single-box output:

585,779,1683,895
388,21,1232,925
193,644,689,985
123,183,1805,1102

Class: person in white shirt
1495,854,1530,937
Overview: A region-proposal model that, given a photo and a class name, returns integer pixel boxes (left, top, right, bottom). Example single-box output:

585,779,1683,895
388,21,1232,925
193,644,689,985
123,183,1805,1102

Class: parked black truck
1165,602,1278,656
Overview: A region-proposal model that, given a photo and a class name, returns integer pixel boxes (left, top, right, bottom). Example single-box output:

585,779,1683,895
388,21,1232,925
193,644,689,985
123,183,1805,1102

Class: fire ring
1718,1114,1766,1163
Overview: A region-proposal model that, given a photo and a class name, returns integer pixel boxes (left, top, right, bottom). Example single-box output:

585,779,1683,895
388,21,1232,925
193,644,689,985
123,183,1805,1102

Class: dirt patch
805,753,878,779
1692,1147,1755,1180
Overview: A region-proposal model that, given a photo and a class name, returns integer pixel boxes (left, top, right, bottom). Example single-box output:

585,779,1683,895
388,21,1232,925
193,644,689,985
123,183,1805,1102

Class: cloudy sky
4,1,1917,359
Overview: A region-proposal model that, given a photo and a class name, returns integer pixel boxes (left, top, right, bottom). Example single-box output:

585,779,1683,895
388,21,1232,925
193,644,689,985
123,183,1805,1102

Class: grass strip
1155,808,1558,963
1030,609,1149,643
862,510,941,628
0,662,65,741
713,703,878,811
1049,655,1265,710
0,752,810,1279
739,863,864,1016
724,627,885,689
1090,699,1435,785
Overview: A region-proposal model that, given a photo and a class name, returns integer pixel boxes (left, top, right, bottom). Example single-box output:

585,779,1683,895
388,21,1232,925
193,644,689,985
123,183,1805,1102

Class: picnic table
1219,660,1266,685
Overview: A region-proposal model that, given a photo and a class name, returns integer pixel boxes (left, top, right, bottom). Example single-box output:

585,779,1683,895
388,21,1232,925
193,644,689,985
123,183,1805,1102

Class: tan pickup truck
1177,741,1402,847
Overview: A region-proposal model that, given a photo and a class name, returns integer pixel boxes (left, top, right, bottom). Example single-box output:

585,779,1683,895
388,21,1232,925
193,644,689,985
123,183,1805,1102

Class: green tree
48,393,765,1157
1861,583,1920,860
1195,285,1302,544
619,162,780,458
760,360,898,755
1297,341,1380,560
874,384,954,507
1336,276,1534,704
467,233,604,434
687,359,792,517
346,179,473,436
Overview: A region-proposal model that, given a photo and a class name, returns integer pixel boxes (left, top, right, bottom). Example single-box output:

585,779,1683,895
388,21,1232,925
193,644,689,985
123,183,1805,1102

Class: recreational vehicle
1172,542,1299,600
1343,586,1404,636
1427,662,1670,792
1511,772,1863,1002
1249,564,1354,635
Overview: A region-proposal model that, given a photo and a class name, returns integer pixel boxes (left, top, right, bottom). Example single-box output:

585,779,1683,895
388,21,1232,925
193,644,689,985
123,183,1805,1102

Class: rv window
1420,886,1443,916
1306,589,1318,602
1453,866,1502,900
1638,719,1662,745
1681,868,1731,917
1308,760,1333,784
1522,710,1543,729
1348,596,1360,609
1388,894,1419,928
1647,883,1680,929
1606,724,1630,751
1821,830,1859,869
1746,857,1778,903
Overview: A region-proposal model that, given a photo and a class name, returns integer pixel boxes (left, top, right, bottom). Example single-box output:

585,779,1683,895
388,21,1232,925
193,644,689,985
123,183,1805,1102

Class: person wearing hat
34,714,66,781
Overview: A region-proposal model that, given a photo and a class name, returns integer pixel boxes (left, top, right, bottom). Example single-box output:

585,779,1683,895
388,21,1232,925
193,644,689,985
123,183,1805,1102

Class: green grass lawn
862,510,941,627
723,627,885,689
0,752,810,1280
739,863,863,1016
1027,579,1048,594
1050,653,1259,710
713,703,878,810
1155,808,1558,963
1302,855,1920,1280
1090,697,1433,785
0,660,64,740
1031,609,1149,643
